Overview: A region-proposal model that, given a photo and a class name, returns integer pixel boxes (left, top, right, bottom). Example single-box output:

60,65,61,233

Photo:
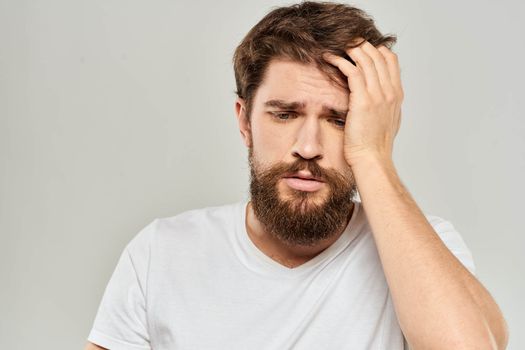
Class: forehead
253,59,348,110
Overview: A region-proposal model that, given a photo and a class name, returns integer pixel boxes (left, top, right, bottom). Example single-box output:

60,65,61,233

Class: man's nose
291,117,323,161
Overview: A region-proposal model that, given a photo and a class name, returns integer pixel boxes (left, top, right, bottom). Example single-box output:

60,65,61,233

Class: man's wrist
350,153,406,194
348,152,395,175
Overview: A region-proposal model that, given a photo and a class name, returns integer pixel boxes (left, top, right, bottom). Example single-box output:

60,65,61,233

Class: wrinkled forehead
253,59,349,112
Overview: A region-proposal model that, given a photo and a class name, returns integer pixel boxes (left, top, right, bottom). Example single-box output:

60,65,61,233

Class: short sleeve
87,219,158,350
426,215,477,276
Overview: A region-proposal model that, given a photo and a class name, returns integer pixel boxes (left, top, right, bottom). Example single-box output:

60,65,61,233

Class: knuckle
384,92,396,103
361,55,374,65
375,54,387,66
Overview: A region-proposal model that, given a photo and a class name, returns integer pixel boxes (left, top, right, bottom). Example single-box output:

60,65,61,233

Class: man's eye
271,112,296,121
331,118,346,128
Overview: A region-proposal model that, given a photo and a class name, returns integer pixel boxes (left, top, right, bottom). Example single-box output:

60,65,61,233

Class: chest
146,248,405,349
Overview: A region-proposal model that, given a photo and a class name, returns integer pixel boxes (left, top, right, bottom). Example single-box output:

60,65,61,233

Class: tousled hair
233,1,397,118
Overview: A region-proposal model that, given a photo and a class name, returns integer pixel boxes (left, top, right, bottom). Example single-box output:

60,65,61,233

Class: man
86,2,508,349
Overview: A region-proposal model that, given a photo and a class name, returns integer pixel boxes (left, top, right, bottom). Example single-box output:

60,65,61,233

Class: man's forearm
352,155,508,349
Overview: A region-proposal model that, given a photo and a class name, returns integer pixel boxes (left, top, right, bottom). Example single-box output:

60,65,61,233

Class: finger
377,46,403,99
346,44,382,96
360,43,394,96
322,52,367,98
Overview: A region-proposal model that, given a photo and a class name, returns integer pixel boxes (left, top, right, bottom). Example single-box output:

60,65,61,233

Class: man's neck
244,201,354,269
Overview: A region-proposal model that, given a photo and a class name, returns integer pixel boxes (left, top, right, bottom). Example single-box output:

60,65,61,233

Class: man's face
236,59,357,246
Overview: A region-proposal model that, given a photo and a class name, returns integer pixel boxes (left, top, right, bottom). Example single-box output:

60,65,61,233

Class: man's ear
235,98,252,148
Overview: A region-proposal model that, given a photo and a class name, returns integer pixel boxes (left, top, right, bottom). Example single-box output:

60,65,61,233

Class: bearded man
85,2,508,349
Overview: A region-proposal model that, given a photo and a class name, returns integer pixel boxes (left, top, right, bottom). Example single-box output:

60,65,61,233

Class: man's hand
323,40,403,168
325,39,509,349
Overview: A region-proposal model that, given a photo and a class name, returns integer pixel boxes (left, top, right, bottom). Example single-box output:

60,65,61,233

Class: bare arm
84,342,108,350
324,41,508,349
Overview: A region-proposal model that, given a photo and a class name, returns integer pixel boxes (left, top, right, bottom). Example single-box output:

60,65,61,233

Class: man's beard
249,148,357,247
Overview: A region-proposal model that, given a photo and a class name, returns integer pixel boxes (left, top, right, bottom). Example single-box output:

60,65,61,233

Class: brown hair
233,1,397,118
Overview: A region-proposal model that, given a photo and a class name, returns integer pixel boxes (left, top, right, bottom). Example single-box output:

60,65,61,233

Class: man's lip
283,173,325,182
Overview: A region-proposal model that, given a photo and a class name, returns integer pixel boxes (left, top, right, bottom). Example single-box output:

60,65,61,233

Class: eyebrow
264,99,348,118
264,99,305,110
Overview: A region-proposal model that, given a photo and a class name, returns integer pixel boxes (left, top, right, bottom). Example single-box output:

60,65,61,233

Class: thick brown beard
248,148,357,247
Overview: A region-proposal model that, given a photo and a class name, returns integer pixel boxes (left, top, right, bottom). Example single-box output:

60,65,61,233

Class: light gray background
1,0,523,349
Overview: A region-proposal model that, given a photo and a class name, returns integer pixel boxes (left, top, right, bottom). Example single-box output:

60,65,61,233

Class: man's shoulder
126,201,245,257
150,200,245,242
157,200,244,228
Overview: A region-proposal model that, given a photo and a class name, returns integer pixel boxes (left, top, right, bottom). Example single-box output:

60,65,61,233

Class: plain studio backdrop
1,0,523,348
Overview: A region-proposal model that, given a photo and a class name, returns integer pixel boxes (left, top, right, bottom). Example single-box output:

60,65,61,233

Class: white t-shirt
87,200,476,350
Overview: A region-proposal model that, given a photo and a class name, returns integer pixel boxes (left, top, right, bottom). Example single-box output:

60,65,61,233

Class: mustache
251,157,343,185
278,159,326,179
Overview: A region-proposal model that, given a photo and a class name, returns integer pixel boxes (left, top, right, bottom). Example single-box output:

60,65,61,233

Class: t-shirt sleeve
426,215,477,276
87,219,158,350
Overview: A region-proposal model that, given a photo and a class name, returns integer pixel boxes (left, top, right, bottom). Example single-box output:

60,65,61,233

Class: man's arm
324,41,508,349
353,156,508,349
84,342,107,350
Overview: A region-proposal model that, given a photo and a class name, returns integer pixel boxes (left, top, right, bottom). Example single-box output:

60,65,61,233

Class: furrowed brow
264,99,305,110
322,105,348,118
264,99,348,117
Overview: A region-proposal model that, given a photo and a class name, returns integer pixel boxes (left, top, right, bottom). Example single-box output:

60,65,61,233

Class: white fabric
87,200,476,350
